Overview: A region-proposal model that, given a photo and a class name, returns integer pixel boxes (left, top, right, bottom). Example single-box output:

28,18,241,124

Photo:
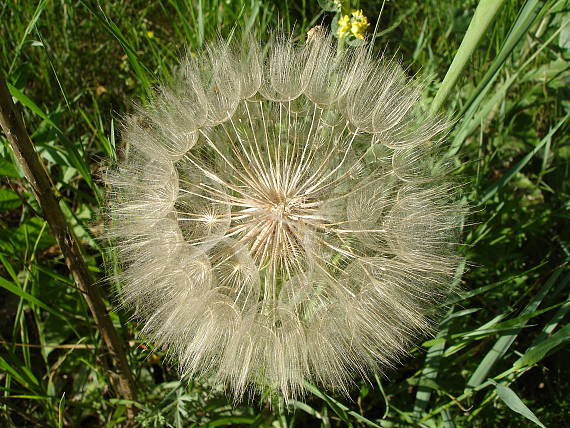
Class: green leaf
479,115,568,204
458,0,546,118
0,188,22,211
431,0,506,113
465,267,563,390
514,323,570,369
0,157,20,177
0,276,60,317
305,382,382,427
317,0,341,13
494,383,545,427
7,83,94,189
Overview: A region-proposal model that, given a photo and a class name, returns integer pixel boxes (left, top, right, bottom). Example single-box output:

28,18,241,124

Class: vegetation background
0,0,569,426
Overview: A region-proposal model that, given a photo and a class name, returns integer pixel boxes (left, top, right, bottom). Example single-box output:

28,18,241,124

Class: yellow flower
351,9,365,20
337,10,370,41
350,9,370,40
337,14,351,38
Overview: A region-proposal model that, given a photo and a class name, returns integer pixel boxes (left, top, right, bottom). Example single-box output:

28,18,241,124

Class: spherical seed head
105,31,464,401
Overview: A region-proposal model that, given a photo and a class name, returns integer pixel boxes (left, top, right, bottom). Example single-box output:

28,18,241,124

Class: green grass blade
514,322,570,369
0,254,19,283
413,319,450,418
0,276,61,318
447,12,568,157
494,383,546,427
413,260,466,418
431,0,506,113
0,356,40,391
78,107,113,161
511,272,570,370
458,0,545,118
534,290,570,338
6,82,94,189
166,0,194,44
205,416,259,427
8,0,48,74
80,1,153,99
304,382,350,424
465,267,564,391
289,400,326,420
57,392,65,428
0,274,81,340
305,382,381,427
478,115,568,204
446,263,547,305
197,0,204,47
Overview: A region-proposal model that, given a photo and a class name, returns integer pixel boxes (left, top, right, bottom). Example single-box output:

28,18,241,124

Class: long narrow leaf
514,323,570,369
7,83,94,188
459,0,545,118
465,268,564,390
305,382,381,428
494,383,546,427
80,1,153,98
431,0,506,113
8,0,48,74
479,115,567,204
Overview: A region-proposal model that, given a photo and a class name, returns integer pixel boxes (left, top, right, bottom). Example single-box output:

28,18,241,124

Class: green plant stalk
430,0,506,113
458,0,546,119
0,76,137,417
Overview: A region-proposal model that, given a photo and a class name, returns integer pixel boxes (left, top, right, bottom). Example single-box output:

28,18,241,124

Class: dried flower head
105,30,464,401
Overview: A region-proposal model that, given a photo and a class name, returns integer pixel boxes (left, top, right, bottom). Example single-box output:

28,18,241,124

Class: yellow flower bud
337,14,351,38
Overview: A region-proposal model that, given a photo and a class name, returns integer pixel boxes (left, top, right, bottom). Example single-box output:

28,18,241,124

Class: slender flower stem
0,76,137,417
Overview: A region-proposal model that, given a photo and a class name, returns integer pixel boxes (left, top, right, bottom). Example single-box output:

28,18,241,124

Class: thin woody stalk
0,77,137,412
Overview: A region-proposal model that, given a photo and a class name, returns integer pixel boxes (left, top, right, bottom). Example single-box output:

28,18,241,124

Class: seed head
105,30,464,401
